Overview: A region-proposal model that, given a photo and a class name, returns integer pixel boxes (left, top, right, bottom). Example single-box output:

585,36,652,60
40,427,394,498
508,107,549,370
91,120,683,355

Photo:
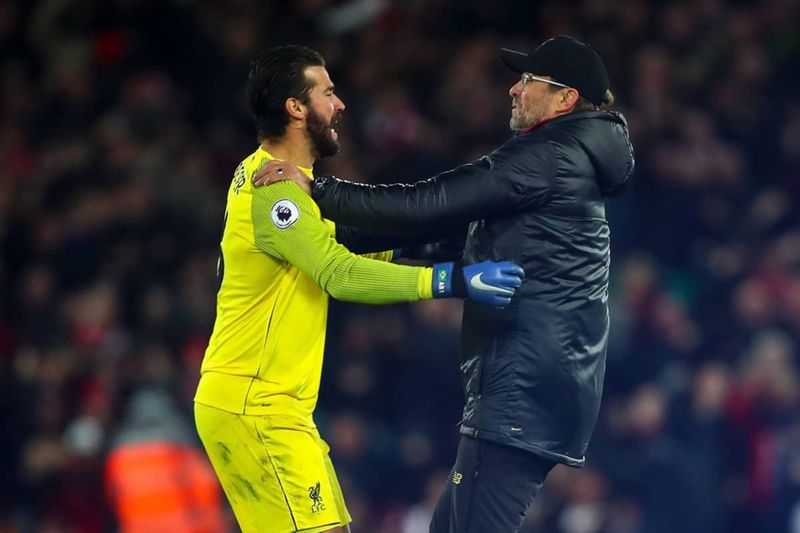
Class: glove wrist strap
431,262,455,298
451,260,467,298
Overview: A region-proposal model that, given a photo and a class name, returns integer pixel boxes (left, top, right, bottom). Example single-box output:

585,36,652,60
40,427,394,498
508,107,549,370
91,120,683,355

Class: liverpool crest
308,482,326,513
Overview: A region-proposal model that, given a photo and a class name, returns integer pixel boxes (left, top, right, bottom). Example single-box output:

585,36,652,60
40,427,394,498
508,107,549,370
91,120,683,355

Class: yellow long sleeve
252,181,433,303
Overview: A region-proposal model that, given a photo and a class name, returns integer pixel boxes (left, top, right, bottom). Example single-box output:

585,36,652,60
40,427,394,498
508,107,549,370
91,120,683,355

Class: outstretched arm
253,181,521,307
253,182,430,304
253,135,555,234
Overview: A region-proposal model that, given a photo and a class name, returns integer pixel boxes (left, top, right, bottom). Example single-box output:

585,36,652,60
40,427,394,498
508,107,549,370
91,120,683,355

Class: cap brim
500,48,529,73
500,47,537,73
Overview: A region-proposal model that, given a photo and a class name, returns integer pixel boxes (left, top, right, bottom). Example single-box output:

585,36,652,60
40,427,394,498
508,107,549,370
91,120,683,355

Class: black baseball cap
501,35,610,105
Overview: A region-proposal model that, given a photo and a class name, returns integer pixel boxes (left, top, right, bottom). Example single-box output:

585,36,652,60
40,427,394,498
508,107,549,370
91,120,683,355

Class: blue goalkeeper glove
431,261,525,308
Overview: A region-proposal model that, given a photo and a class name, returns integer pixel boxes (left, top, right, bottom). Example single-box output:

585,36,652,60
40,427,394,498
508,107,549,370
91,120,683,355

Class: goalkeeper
193,45,523,533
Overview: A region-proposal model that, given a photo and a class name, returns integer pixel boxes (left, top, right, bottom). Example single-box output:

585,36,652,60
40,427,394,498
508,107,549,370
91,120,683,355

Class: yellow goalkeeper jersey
194,146,433,421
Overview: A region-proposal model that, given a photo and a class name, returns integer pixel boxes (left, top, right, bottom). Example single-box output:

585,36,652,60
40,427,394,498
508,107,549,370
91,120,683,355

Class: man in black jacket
255,35,635,533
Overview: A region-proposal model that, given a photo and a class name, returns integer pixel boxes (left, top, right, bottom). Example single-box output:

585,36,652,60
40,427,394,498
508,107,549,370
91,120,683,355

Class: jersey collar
257,146,314,178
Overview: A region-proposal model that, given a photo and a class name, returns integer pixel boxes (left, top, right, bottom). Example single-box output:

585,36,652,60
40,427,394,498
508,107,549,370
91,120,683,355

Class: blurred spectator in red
105,388,227,533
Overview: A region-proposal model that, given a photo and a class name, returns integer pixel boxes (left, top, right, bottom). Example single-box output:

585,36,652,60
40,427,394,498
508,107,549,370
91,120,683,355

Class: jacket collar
516,110,623,136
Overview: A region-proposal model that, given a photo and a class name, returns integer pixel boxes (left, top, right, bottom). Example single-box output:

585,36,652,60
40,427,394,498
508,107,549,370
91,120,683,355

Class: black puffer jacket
318,111,634,466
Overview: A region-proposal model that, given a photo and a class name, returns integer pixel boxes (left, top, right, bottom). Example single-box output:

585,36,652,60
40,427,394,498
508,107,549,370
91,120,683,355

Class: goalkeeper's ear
285,97,307,122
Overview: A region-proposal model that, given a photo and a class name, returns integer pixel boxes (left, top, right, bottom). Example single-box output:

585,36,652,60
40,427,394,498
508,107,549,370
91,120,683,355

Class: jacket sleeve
251,181,433,303
311,135,555,233
334,224,466,254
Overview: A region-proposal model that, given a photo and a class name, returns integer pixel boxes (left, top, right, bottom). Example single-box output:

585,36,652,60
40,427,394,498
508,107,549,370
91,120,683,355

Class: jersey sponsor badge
271,199,299,229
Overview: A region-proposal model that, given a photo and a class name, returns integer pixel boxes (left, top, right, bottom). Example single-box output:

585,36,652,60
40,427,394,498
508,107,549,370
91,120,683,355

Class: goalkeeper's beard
307,108,341,160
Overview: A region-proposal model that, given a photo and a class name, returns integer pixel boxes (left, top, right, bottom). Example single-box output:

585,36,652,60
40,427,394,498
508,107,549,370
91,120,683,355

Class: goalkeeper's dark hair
247,45,325,140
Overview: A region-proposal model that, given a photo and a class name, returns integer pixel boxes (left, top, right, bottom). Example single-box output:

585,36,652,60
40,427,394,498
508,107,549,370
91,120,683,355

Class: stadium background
1,0,800,531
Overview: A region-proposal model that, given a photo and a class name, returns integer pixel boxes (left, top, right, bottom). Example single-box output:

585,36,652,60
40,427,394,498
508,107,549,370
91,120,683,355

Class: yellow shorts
194,403,351,533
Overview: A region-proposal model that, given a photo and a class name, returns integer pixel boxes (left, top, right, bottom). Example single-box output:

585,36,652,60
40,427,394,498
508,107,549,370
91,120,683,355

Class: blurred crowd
1,0,800,532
